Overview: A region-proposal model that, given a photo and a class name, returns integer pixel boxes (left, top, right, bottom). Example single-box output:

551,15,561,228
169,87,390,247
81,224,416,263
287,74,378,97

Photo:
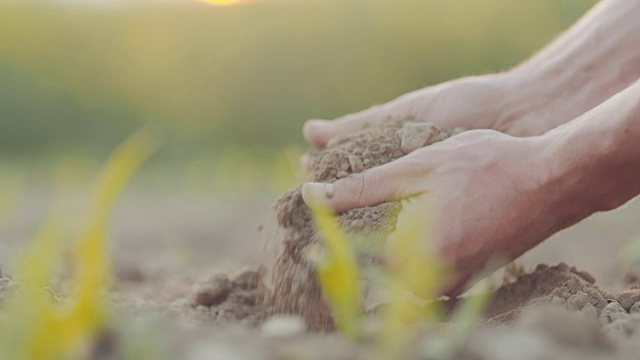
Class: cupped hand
301,130,561,295
303,72,555,153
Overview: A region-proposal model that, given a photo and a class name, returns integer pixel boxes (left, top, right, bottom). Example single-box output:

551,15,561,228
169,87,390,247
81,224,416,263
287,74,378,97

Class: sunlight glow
200,0,244,6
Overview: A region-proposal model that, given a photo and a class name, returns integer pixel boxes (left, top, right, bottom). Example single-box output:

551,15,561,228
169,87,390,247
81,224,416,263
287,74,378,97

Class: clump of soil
270,119,461,330
482,263,609,325
168,268,269,326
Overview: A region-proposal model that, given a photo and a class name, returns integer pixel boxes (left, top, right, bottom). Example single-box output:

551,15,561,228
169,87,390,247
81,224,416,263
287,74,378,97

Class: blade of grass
379,197,447,358
0,128,157,360
308,198,362,339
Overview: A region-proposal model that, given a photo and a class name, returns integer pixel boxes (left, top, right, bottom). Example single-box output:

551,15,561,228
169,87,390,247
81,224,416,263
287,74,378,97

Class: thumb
301,159,424,213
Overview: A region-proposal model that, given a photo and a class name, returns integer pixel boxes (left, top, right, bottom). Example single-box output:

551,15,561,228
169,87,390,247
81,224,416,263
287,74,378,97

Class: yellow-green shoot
378,198,447,358
307,198,362,339
0,129,156,360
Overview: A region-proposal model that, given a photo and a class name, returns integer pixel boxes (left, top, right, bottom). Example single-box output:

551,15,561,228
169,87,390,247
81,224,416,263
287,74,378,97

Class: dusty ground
1,120,640,359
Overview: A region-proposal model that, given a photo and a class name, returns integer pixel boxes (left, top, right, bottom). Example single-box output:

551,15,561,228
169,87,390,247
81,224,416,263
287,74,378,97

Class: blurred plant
0,129,157,360
311,197,491,359
422,279,491,360
308,198,362,339
378,198,447,358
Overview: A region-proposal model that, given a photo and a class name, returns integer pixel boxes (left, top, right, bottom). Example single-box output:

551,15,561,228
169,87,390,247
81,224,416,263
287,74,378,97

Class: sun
200,0,244,6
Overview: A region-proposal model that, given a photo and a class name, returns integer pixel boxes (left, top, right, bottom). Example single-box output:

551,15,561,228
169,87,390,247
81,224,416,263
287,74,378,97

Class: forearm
502,0,640,135
539,79,640,232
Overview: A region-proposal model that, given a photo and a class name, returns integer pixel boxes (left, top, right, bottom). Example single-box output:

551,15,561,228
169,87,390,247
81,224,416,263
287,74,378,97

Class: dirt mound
108,268,270,327
269,119,461,330
163,268,269,326
483,263,609,324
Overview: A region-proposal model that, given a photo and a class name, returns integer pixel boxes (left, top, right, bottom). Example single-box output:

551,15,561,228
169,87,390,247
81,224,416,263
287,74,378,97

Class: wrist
527,129,611,237
493,67,574,137
533,113,623,229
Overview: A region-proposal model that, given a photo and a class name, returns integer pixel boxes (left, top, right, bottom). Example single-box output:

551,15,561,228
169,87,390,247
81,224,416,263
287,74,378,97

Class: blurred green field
0,0,596,191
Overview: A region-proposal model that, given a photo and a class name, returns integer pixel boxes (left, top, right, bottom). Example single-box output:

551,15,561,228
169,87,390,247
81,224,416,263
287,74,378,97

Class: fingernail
302,182,334,204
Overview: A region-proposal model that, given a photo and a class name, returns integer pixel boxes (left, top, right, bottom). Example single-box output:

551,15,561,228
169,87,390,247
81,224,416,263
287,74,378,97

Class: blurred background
5,0,637,288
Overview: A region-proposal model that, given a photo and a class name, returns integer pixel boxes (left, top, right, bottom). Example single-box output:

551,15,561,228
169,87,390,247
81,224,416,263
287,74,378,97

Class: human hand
301,130,563,295
303,72,559,152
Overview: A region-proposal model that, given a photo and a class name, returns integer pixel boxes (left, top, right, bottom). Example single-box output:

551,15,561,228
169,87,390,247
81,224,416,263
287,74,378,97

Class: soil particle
270,119,453,330
192,273,231,307
614,289,640,312
567,291,589,311
399,122,446,154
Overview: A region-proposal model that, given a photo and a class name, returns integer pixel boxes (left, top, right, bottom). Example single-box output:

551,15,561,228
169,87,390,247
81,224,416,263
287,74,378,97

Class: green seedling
0,129,156,360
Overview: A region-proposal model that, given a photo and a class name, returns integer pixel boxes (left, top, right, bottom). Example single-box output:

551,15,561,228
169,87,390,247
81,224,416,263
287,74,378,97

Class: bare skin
300,0,640,294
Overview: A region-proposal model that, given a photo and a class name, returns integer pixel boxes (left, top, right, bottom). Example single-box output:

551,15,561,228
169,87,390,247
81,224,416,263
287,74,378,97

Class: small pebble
349,219,362,228
582,287,607,309
567,291,589,311
193,274,231,307
615,289,640,312
630,302,640,314
399,122,444,154
336,171,349,179
348,155,364,173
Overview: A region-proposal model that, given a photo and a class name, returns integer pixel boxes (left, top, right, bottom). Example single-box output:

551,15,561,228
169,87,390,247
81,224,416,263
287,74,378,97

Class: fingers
303,104,394,148
301,156,427,213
